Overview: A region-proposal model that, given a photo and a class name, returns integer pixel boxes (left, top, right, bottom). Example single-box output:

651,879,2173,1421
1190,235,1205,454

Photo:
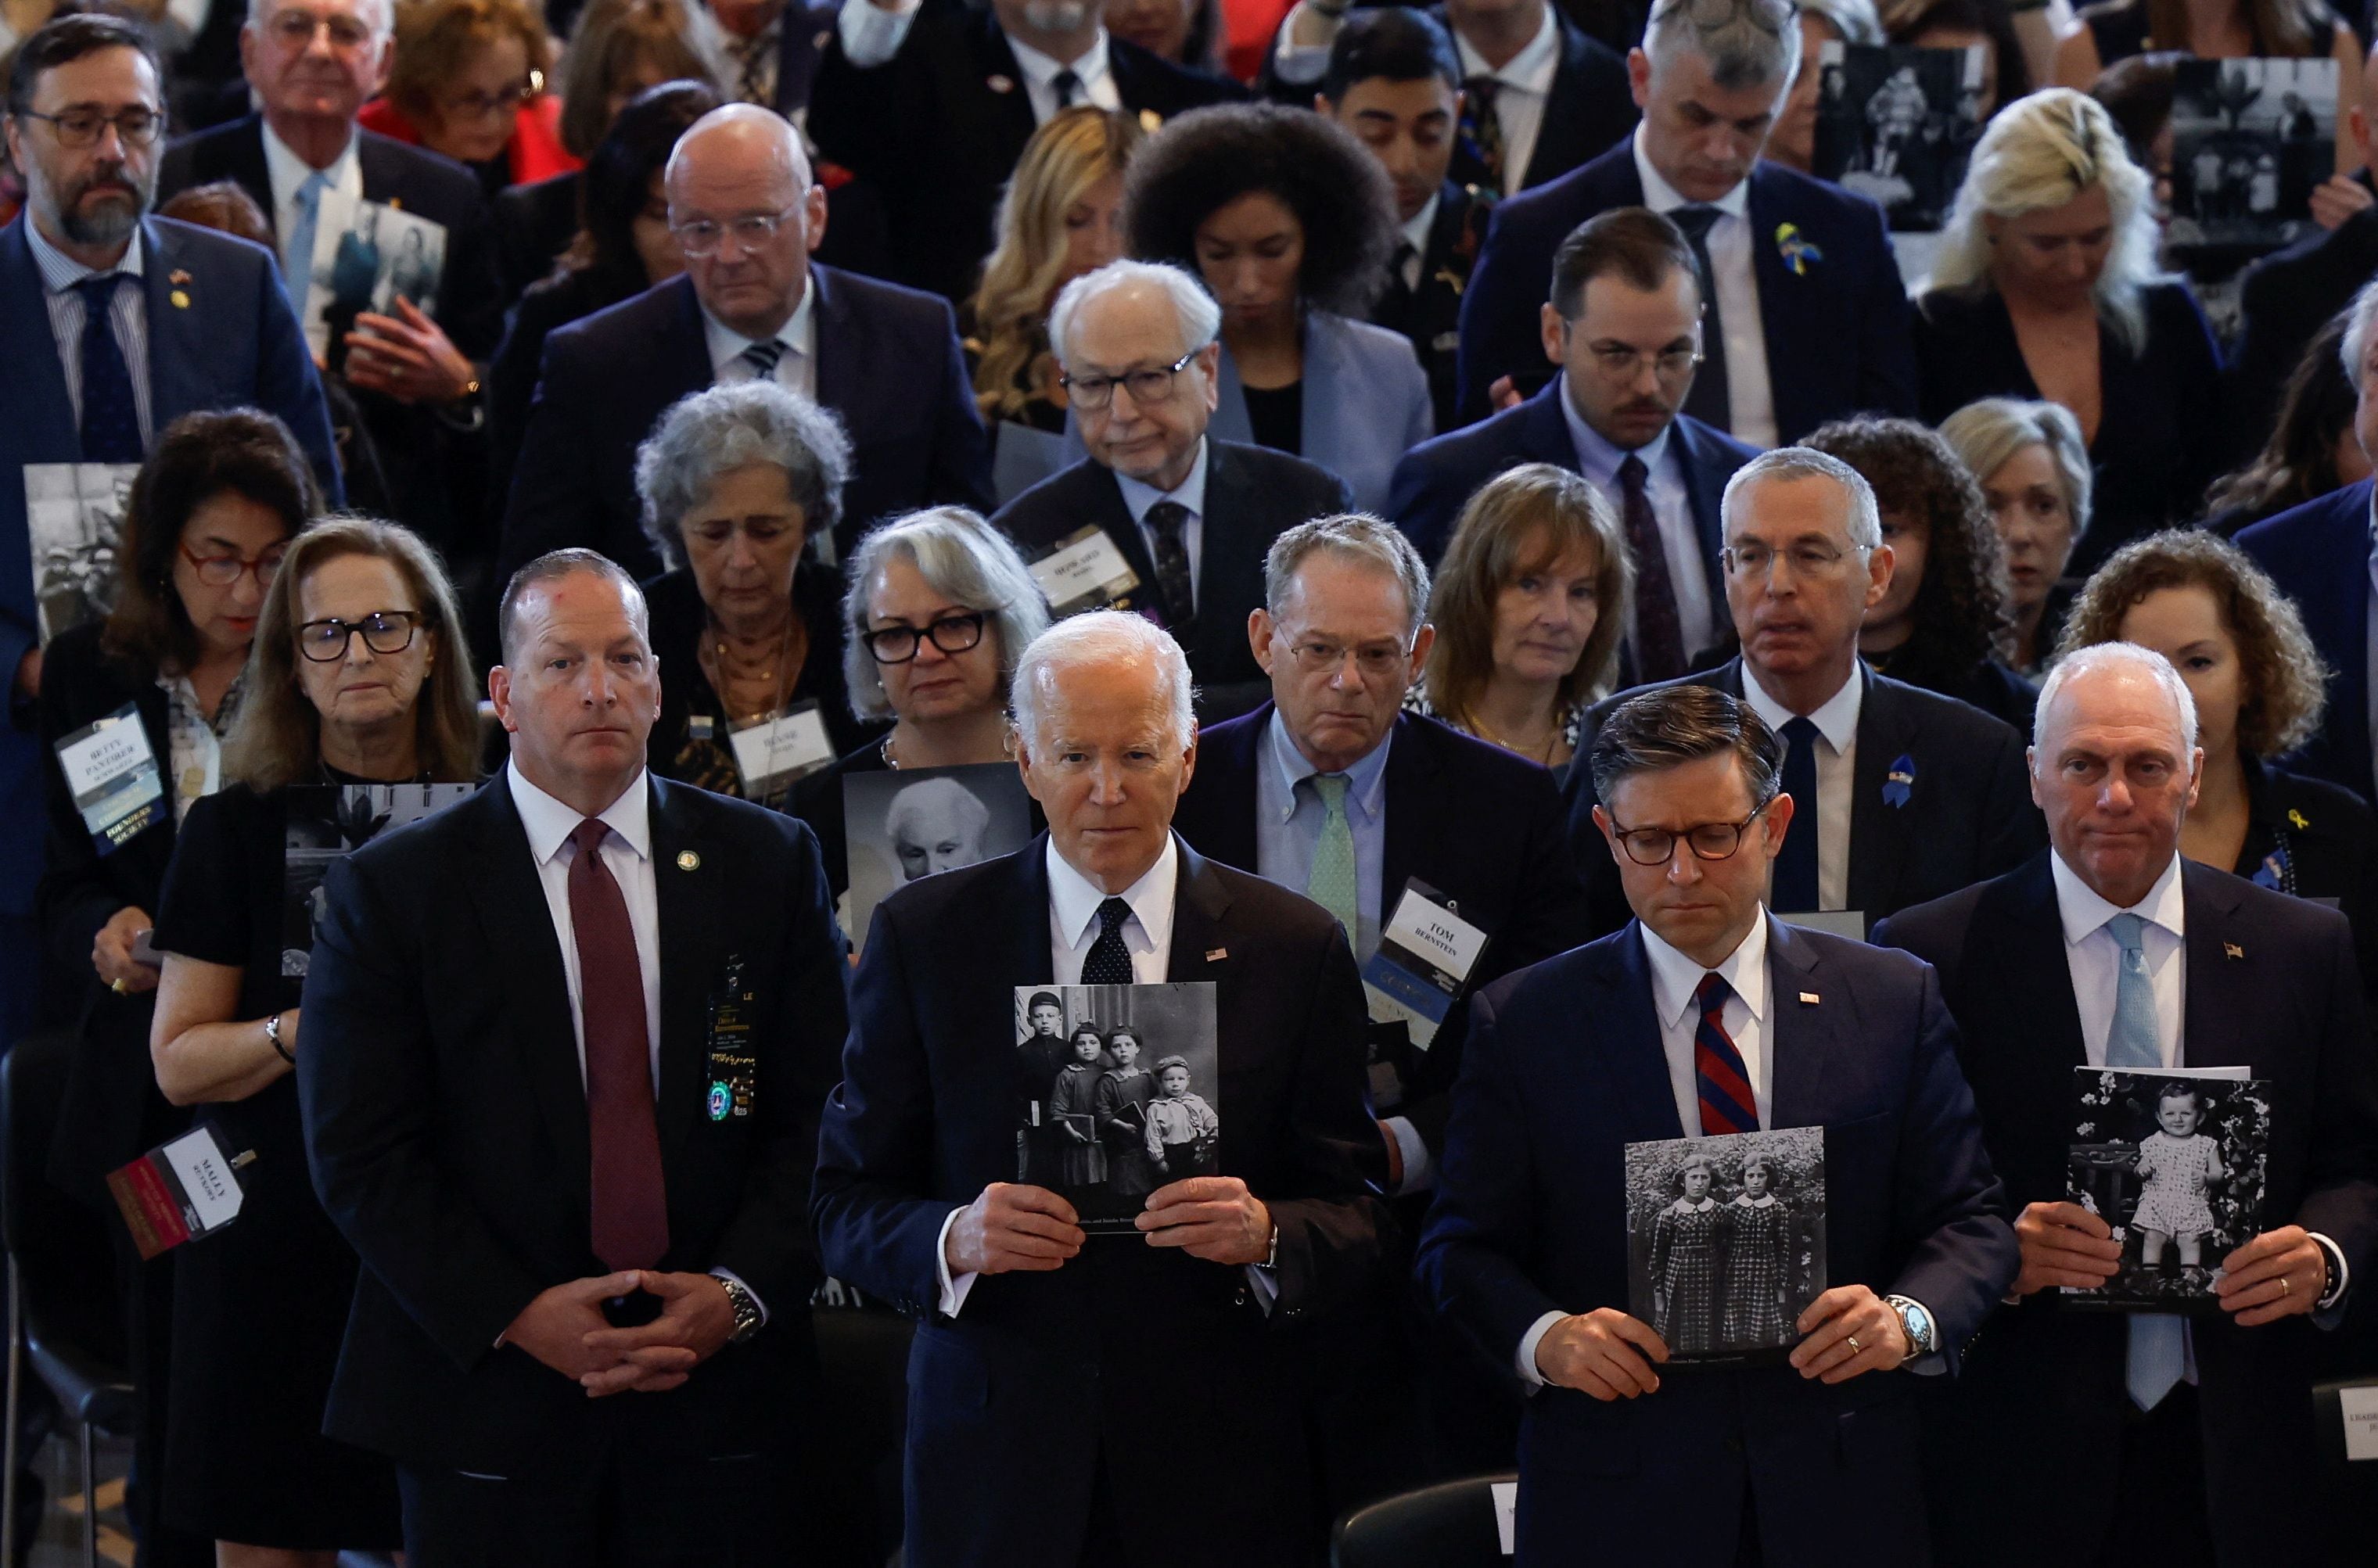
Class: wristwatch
1884,1294,1937,1364
718,1276,763,1344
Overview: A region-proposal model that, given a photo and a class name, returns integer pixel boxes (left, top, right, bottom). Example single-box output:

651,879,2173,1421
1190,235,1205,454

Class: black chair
1,1030,135,1568
1332,1472,1518,1568
810,1301,917,1565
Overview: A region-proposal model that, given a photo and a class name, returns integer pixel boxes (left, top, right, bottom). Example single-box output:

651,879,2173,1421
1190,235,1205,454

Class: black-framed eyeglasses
863,612,986,664
296,609,424,662
1607,798,1774,866
1058,347,1202,412
15,107,165,149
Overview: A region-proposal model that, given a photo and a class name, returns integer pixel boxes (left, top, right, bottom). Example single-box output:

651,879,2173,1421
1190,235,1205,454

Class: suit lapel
1006,834,1058,986
2179,863,2258,1073
1379,714,1431,931
649,777,727,1168
807,264,855,414
1602,928,1687,1140
1518,382,1574,465
1672,418,1731,605
1744,171,1804,437
1990,854,2088,1069
1519,17,1586,190
1190,706,1268,874
139,222,205,430
977,18,1040,152
223,119,276,238
1846,669,1916,917
1165,838,1236,981
664,276,718,392
0,221,77,456
1765,918,1832,1128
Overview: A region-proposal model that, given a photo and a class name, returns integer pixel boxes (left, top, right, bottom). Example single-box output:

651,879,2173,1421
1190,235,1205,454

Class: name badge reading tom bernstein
55,702,165,853
705,955,758,1121
728,701,835,801
1029,524,1142,616
1362,880,1491,1050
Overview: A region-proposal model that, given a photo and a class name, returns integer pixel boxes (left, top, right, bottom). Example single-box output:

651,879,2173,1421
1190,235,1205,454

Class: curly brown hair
1801,416,2014,669
2055,529,2327,758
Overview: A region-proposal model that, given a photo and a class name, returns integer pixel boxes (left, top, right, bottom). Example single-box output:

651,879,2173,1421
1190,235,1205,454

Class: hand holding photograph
1012,982,1220,1233
1625,1125,1827,1364
2066,1067,2270,1311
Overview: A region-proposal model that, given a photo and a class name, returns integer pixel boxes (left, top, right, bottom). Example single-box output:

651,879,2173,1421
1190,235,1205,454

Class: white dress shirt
2050,849,2186,1068
1630,126,1776,450
835,0,1118,119
1452,5,1560,192
259,117,364,284
703,276,819,398
1397,194,1439,296
505,763,664,1085
1561,393,1722,659
1112,436,1209,608
1740,664,1862,913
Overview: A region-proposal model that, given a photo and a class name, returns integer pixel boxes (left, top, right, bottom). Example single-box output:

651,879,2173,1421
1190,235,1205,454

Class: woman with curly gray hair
633,379,876,803
1123,100,1431,514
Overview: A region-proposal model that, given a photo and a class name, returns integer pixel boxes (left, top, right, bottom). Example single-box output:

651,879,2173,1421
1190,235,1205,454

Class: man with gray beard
809,0,1246,303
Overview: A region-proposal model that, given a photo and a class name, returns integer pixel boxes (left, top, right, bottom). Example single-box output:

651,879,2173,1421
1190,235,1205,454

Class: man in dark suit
1874,645,2378,1568
1419,683,2016,1563
811,609,1388,1568
299,549,852,1561
2,13,341,1045
993,260,1349,720
1455,0,1916,433
809,0,1242,305
1391,208,1756,691
501,105,991,583
1563,448,2042,937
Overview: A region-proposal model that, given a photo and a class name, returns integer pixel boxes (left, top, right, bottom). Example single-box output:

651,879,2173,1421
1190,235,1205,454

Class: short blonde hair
1938,396,2094,540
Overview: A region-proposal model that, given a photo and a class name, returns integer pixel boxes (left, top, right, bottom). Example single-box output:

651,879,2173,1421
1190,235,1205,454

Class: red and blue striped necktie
1693,971,1756,1136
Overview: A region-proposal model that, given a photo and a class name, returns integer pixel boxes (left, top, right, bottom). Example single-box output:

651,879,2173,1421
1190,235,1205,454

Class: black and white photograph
2066,1067,2270,1311
23,461,137,644
280,783,473,977
845,763,1033,951
2166,56,2336,251
300,199,449,363
1814,41,1989,232
1011,982,1220,1233
1625,1125,1827,1363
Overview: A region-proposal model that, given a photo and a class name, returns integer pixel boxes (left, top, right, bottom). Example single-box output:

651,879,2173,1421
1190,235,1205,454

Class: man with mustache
809,0,1245,304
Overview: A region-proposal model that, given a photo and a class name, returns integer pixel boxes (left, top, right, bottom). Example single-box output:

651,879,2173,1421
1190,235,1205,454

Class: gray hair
634,380,852,569
1588,682,1784,806
1645,0,1801,94
249,0,391,38
1263,513,1432,640
885,775,992,843
1011,610,1197,754
2033,640,2199,757
1938,396,2093,541
1720,446,1883,550
1798,0,1882,46
842,507,1054,722
498,547,650,666
2341,277,2378,385
1047,259,1221,371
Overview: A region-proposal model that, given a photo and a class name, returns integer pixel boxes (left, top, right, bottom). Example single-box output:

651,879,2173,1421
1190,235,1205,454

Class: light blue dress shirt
1253,708,1392,962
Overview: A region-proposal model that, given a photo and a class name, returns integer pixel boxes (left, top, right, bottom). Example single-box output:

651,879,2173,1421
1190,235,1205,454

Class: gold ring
1846,1335,1860,1354
2280,1276,2291,1297
109,978,128,995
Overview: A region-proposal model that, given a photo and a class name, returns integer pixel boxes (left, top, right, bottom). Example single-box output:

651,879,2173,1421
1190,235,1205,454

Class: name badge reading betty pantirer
1362,880,1491,1050
705,956,758,1122
55,702,165,853
1028,524,1142,616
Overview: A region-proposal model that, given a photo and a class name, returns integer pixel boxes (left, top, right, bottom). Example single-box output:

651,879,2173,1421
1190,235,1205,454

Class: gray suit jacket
1210,310,1432,516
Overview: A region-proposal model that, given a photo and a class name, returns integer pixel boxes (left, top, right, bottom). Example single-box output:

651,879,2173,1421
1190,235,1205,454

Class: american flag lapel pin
1799,992,1819,1005
2224,942,2244,960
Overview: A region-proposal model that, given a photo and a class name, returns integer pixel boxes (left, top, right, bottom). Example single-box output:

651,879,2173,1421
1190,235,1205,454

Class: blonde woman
1938,396,2094,673
1408,463,1633,779
1915,88,2219,579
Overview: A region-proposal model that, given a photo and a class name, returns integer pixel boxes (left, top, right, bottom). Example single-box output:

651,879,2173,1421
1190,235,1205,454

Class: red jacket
357,92,580,186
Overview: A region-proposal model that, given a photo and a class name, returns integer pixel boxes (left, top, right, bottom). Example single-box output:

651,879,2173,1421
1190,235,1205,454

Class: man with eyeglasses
503,103,990,581
1389,207,1756,687
1418,680,2015,1564
1453,0,1916,435
1562,446,2042,940
2,13,341,1047
993,259,1350,721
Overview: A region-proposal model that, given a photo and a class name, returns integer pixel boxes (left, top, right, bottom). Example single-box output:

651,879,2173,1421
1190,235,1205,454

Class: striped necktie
1693,972,1756,1136
738,338,787,382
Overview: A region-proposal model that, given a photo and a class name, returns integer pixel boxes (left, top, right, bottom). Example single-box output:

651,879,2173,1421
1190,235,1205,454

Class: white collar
259,117,361,203
1114,435,1209,522
701,269,818,373
506,761,652,868
1740,662,1863,754
1453,4,1559,92
1631,122,1750,219
1399,192,1439,258
24,213,145,289
1561,380,1673,479
1640,910,1771,1031
2050,848,2187,948
1008,29,1112,92
1047,831,1179,950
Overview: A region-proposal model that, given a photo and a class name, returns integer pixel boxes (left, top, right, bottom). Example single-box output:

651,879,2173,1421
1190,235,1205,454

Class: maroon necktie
1620,454,1688,682
569,818,668,1272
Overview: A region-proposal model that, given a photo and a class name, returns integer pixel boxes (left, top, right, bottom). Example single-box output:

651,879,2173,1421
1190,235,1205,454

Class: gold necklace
1467,708,1558,765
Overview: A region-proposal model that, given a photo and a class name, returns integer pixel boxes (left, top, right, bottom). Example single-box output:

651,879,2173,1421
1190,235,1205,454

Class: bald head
664,104,824,341
666,103,811,196
2030,644,2201,908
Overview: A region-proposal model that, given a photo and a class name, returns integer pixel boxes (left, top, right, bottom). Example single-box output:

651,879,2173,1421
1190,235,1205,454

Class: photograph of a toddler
2067,1068,2269,1308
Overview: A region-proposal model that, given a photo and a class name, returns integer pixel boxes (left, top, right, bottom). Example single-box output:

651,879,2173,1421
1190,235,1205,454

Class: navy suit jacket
1873,855,2378,1567
1453,144,1918,432
1561,661,2045,937
500,267,992,582
1169,705,1593,1157
810,834,1388,1567
1,214,339,924
2236,479,2373,809
1386,380,1756,575
1417,918,2015,1563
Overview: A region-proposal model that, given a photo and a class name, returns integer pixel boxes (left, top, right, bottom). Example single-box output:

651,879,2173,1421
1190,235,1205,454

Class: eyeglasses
669,205,803,257
1719,540,1870,579
296,609,424,662
1650,0,1798,36
1585,342,1704,383
443,82,529,120
863,612,987,664
1284,637,1412,680
264,8,379,50
1607,799,1773,866
178,540,286,587
1058,347,1203,412
15,107,165,149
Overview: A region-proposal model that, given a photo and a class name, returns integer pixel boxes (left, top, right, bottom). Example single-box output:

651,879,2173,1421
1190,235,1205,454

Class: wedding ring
110,978,127,995
2280,1276,2291,1297
1846,1335,1861,1354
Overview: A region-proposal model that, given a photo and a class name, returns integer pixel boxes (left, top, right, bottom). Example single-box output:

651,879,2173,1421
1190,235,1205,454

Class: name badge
1029,525,1141,617
705,955,758,1121
729,702,835,801
55,702,164,853
1777,908,1867,942
1362,881,1491,1050
2341,1386,2378,1462
106,1123,253,1260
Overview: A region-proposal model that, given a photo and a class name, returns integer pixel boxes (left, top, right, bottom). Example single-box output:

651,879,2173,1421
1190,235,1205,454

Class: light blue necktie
282,170,330,288
2107,912,2186,1411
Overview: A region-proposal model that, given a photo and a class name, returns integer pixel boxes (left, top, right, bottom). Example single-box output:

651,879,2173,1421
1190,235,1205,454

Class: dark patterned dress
1720,1196,1791,1347
1651,1197,1725,1354
1050,1061,1108,1186
1096,1066,1159,1197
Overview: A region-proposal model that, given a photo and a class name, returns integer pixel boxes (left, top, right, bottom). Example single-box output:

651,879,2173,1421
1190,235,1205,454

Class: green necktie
1306,773,1360,938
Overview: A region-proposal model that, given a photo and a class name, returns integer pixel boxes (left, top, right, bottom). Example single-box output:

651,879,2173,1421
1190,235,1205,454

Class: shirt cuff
934,1205,979,1318
707,1267,767,1326
1245,1263,1279,1314
1385,1115,1436,1196
2309,1231,2351,1317
1515,1308,1565,1388
836,0,919,67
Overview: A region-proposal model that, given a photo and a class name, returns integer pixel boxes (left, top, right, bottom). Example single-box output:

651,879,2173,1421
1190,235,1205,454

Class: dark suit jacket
296,773,850,1472
2225,174,2378,471
810,834,1388,1567
1913,283,2222,580
808,0,1245,303
501,267,993,582
1387,379,1757,577
990,441,1350,719
2236,479,2374,808
0,214,339,927
1561,660,2045,937
1873,855,2378,1568
1171,705,1591,1156
1416,918,2017,1563
1455,144,1918,429
491,169,580,302
1371,180,1489,435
